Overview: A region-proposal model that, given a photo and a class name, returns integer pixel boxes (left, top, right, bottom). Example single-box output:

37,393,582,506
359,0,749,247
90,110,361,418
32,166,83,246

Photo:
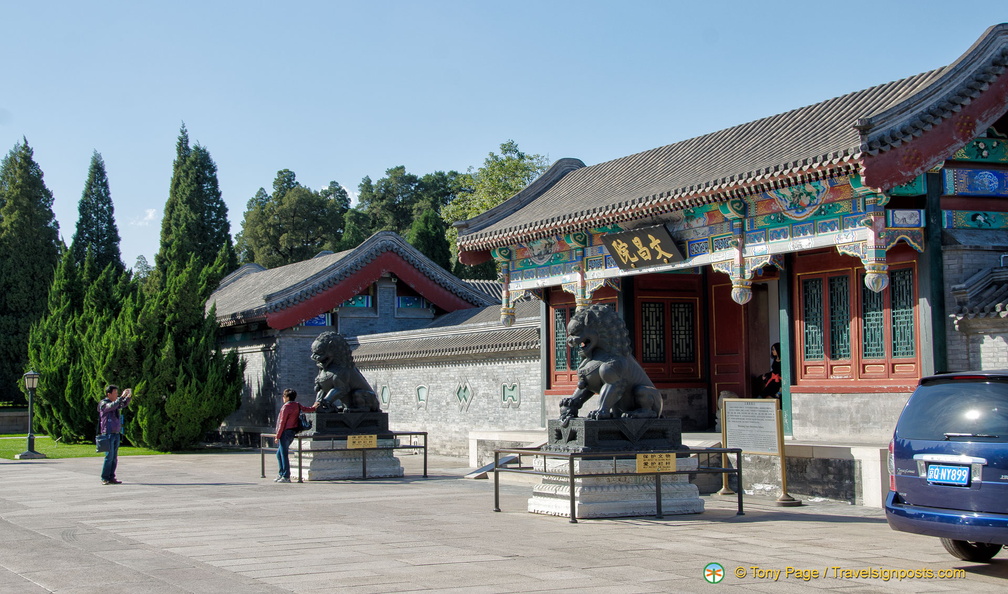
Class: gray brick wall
953,318,1008,370
944,245,1008,371
219,322,544,458
361,357,543,457
790,391,910,443
219,337,278,432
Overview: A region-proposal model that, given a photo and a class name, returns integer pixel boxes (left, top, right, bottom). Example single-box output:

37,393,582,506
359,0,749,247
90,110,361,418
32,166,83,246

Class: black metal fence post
655,472,663,519
735,449,744,515
297,436,303,483
493,450,501,512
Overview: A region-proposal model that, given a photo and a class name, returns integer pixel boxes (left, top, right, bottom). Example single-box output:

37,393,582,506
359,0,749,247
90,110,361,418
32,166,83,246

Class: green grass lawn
0,435,165,459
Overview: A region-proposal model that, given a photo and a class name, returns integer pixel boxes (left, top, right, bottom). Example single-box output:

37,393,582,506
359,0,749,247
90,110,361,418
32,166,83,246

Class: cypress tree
131,253,242,450
128,126,244,450
155,125,236,286
27,250,82,440
0,140,61,403
28,253,133,442
70,151,123,273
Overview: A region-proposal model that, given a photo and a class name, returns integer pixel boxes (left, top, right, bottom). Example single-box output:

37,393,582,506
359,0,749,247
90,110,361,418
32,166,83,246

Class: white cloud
130,209,159,227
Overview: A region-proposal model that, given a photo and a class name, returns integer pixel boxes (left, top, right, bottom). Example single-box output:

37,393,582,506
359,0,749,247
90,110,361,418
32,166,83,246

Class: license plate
926,464,970,486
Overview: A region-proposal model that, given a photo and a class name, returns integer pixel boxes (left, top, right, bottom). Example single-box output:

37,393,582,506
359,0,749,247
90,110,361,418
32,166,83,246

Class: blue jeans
101,432,121,481
276,429,295,479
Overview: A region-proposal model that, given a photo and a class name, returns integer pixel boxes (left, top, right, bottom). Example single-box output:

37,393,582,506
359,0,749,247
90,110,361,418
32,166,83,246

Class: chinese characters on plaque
600,224,684,271
347,434,378,449
635,452,677,473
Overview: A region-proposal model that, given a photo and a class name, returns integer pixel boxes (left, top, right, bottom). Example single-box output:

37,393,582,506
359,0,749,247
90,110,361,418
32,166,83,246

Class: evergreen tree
130,253,243,450
28,251,135,442
235,188,269,263
155,125,236,287
129,126,246,449
0,140,61,403
70,151,123,273
337,208,371,251
25,126,242,449
27,250,82,440
357,166,419,235
406,208,452,271
415,171,464,215
132,255,152,282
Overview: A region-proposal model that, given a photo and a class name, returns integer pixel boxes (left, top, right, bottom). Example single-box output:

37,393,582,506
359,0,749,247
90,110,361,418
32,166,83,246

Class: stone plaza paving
1,450,1007,593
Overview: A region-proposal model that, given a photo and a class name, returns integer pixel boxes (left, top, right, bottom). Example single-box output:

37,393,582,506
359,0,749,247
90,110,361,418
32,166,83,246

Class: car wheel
940,538,1003,562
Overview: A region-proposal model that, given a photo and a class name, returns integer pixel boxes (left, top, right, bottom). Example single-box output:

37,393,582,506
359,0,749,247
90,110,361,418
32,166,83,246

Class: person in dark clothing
757,343,782,399
98,384,133,484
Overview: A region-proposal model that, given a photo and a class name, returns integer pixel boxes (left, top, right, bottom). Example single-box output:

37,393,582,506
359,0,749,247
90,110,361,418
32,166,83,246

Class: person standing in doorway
757,343,782,399
98,384,133,485
274,389,317,483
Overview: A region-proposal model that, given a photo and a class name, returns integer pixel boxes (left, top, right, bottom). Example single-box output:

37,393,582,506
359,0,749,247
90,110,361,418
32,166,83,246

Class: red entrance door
708,277,751,417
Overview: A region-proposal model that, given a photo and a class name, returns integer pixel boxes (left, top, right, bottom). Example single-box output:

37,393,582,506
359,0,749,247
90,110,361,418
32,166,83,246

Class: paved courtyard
1,450,1007,593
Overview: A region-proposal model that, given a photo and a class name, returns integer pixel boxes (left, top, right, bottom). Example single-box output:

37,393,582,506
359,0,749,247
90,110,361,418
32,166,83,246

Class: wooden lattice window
552,306,581,372
636,298,700,382
795,248,919,385
891,268,916,359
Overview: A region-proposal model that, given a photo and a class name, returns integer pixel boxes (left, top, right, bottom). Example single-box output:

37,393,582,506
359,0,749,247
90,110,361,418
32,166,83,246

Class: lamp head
23,371,39,390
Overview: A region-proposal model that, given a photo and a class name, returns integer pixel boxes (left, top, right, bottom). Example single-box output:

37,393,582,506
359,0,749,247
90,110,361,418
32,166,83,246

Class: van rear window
897,380,1008,442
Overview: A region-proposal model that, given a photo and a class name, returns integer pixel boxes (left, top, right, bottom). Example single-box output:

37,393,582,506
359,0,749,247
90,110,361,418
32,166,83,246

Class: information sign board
722,398,780,455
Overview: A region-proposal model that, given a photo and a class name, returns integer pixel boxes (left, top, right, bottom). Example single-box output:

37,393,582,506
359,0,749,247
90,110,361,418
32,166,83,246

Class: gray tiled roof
458,24,1008,252
952,267,1008,319
351,300,540,364
207,231,496,325
464,279,504,302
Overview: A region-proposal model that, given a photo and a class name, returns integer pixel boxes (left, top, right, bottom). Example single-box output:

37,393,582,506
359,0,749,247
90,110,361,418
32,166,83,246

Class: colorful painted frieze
943,210,1008,229
951,130,1008,164
942,168,1008,197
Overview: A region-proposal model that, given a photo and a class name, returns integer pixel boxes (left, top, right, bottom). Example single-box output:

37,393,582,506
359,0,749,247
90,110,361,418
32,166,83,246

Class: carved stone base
529,418,703,518
527,456,704,518
546,417,684,452
302,411,393,439
293,437,404,480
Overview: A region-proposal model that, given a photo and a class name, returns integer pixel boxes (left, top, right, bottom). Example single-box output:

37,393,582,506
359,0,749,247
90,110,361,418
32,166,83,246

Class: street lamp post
15,370,45,460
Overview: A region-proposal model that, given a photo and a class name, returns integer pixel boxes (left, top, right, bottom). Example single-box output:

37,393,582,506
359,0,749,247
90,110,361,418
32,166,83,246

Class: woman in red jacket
274,389,317,482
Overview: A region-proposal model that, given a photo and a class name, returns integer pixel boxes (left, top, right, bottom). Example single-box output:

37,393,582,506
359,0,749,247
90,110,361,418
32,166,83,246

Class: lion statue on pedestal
311,331,381,413
559,304,663,426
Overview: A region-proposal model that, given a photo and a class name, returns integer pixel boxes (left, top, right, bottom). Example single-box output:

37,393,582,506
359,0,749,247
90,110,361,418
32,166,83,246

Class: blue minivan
885,371,1008,562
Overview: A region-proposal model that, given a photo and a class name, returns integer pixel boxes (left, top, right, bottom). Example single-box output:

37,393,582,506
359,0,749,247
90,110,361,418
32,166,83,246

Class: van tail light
888,440,896,492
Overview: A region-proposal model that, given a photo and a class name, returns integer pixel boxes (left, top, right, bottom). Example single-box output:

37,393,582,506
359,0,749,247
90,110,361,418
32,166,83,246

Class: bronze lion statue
311,331,381,413
559,304,663,425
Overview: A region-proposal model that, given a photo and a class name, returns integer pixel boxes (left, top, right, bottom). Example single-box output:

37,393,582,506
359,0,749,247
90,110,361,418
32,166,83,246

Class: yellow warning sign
636,452,676,473
347,434,377,449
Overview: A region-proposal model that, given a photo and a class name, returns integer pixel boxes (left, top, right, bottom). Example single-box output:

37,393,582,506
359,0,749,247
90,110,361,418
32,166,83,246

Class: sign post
720,398,801,506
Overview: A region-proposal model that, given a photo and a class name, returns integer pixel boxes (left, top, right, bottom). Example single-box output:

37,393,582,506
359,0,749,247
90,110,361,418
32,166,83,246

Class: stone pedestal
527,418,704,519
294,412,403,480
303,411,394,439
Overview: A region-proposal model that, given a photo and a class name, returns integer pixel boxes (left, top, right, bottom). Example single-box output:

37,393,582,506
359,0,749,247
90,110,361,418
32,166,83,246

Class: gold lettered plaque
346,434,377,449
636,452,676,473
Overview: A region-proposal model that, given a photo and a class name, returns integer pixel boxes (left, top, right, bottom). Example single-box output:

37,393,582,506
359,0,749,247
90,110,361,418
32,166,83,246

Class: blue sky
3,1,1008,267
